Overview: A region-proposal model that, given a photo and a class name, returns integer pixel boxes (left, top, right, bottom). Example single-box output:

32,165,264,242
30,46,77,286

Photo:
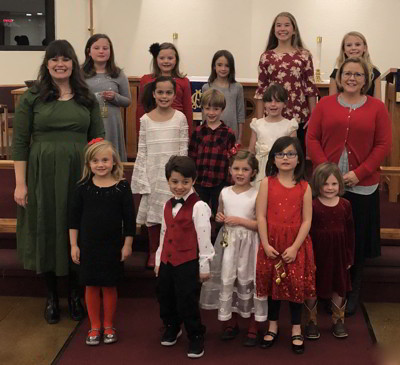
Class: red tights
85,286,117,335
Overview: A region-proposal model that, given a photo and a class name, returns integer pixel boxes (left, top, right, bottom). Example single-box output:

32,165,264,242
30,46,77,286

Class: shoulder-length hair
310,162,345,198
335,57,371,95
265,12,307,51
265,136,305,183
34,40,95,108
82,34,121,78
208,50,236,85
141,76,176,113
80,140,124,183
151,42,185,78
335,31,375,70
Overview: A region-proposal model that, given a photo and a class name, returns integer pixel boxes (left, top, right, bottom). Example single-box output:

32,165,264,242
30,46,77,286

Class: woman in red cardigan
136,42,193,141
307,57,391,316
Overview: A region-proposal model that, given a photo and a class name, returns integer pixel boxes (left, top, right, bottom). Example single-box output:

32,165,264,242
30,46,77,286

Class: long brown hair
82,34,121,78
150,42,185,78
265,12,307,51
34,40,95,107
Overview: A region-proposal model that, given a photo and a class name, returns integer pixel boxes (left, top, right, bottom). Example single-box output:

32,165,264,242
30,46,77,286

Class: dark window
0,0,55,50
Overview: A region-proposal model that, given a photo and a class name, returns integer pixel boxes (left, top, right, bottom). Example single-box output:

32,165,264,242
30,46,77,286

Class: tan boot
304,301,320,340
331,300,348,338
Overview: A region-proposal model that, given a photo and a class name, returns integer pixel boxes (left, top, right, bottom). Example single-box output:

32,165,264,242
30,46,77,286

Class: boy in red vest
155,155,215,359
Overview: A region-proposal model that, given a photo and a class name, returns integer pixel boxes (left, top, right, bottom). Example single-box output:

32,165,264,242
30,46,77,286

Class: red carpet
54,297,375,365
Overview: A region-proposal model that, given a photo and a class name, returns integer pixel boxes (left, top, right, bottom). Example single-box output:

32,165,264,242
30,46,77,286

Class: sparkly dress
200,186,262,321
310,198,355,298
256,177,316,303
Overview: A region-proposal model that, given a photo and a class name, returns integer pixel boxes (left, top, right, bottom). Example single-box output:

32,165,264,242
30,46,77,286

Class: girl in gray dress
83,34,131,161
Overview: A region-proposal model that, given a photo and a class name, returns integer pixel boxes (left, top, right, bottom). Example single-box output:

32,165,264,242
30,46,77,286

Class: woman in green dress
12,40,105,324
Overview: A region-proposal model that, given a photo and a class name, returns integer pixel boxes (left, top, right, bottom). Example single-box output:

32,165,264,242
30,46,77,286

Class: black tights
44,270,81,296
268,298,303,325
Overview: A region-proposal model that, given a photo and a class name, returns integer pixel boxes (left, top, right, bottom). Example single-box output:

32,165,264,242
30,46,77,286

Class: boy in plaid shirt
189,89,236,215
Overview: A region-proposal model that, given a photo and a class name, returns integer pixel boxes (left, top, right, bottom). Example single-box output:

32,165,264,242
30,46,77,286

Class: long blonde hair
335,31,375,70
265,12,307,51
80,140,124,183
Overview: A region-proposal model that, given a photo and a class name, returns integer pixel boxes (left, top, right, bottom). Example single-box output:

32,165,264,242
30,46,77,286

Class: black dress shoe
44,294,60,324
68,292,85,321
259,330,278,349
291,334,305,354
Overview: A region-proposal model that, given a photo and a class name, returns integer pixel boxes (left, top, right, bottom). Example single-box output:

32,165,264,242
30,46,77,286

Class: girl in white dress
200,150,262,347
130,76,188,267
249,84,298,188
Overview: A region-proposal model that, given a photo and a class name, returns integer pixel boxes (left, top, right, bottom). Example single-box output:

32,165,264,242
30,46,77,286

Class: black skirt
344,189,380,264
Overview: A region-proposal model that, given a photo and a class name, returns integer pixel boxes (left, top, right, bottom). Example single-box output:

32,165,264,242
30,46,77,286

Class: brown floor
0,297,399,365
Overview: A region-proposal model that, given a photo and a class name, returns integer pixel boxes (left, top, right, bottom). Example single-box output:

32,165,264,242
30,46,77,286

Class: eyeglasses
274,152,298,159
342,71,365,80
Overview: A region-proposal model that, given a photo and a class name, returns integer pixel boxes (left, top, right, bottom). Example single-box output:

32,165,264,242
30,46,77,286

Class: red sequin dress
256,177,316,303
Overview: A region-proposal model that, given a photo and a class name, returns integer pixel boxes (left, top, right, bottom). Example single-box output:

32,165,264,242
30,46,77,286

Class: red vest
160,193,199,266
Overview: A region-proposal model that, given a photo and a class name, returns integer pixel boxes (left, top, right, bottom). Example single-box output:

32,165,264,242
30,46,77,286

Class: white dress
130,110,188,225
250,117,298,188
200,186,262,321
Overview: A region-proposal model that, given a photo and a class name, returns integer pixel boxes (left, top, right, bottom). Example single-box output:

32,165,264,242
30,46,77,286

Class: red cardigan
136,74,193,137
307,94,392,186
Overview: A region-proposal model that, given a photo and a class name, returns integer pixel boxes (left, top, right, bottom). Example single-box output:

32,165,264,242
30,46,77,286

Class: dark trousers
194,182,226,216
297,123,307,157
268,298,303,325
157,260,205,340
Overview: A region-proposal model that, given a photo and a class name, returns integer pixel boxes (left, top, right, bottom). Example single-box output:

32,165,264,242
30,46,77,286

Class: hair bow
88,137,104,146
149,43,161,57
228,143,241,158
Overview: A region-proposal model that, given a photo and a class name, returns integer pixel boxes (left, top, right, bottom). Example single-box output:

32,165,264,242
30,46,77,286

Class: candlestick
315,36,322,83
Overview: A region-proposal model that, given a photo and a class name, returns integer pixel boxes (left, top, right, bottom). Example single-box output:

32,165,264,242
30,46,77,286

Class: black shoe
161,325,182,346
243,332,258,347
187,335,204,358
259,330,279,349
220,325,239,341
68,292,85,321
44,294,60,324
291,335,305,354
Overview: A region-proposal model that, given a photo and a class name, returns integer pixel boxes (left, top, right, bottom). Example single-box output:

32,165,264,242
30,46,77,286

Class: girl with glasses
255,136,315,354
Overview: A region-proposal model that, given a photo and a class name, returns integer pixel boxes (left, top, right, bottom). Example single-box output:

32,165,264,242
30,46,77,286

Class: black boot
44,272,60,324
68,289,85,321
346,264,364,316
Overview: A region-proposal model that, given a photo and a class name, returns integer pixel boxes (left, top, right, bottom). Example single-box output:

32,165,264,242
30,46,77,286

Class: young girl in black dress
69,139,134,346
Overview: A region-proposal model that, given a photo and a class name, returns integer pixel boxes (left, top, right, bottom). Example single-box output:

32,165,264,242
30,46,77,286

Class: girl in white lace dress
200,150,262,346
249,84,298,188
130,76,188,267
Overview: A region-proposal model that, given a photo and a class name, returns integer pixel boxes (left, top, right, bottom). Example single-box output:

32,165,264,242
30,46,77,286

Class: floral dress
255,50,319,124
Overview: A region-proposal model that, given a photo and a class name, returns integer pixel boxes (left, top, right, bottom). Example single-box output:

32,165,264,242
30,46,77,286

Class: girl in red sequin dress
255,136,315,354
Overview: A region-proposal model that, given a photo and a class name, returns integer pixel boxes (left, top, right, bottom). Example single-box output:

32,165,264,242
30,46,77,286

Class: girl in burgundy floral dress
254,12,319,154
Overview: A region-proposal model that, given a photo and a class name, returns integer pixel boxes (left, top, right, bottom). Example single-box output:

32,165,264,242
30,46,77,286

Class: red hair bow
228,143,241,158
88,137,104,146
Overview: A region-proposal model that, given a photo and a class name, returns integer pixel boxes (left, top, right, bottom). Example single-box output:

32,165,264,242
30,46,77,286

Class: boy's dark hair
165,156,197,180
266,136,305,183
262,83,288,103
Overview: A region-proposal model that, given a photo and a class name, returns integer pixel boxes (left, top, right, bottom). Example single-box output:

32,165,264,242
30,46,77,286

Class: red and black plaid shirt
189,122,236,187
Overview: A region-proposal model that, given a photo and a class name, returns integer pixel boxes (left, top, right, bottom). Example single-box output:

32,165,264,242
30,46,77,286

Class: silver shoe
103,327,118,344
86,329,101,346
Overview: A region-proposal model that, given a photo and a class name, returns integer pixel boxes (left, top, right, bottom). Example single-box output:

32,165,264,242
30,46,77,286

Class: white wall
1,0,399,85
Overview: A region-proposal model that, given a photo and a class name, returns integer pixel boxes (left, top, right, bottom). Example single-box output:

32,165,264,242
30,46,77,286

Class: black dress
69,178,134,286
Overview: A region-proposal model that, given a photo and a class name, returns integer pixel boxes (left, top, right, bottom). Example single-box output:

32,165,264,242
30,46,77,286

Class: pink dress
256,177,316,303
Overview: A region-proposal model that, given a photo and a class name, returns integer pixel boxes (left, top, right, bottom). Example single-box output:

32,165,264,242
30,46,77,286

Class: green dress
12,89,105,276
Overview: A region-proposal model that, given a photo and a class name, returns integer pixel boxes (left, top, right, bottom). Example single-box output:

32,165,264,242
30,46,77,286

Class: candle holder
315,69,322,83
315,36,323,83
